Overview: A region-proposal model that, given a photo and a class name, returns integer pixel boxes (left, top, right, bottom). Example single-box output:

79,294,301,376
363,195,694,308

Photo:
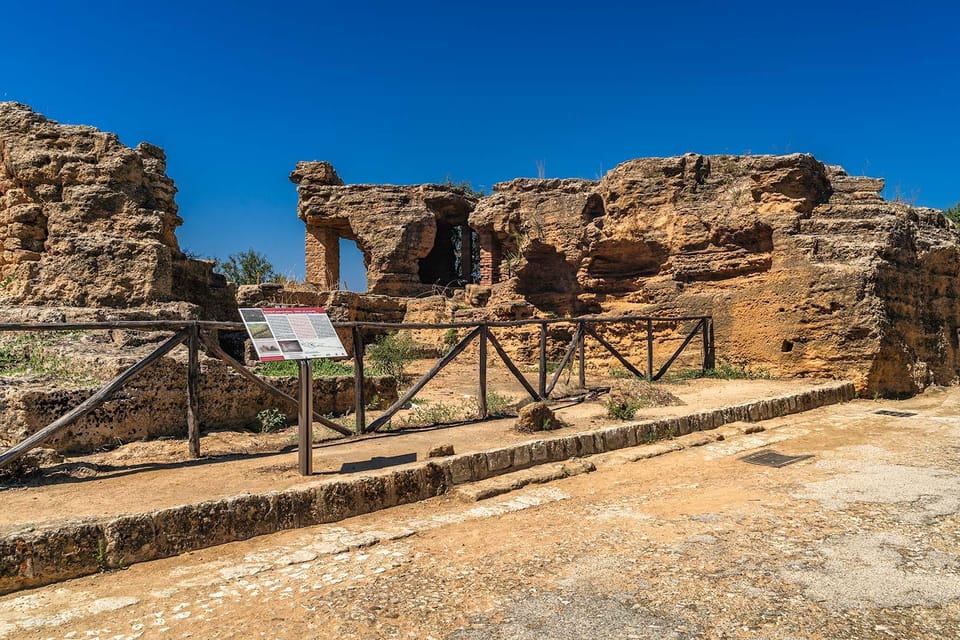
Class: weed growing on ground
367,332,418,381
606,398,643,420
608,365,632,379
661,358,770,383
257,408,287,433
482,391,517,417
96,540,108,573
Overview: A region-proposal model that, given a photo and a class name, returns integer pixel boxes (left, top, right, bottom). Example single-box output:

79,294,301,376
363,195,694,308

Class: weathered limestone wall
0,103,235,320
291,161,477,296
467,154,960,395
0,356,397,454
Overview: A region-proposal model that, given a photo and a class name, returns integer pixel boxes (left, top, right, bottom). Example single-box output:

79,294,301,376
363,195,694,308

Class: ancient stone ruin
0,104,398,454
2,101,959,457
291,161,477,296
0,102,234,320
291,154,960,396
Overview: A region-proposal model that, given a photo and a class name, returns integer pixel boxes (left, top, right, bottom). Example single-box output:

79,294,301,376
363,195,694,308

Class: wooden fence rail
0,314,714,469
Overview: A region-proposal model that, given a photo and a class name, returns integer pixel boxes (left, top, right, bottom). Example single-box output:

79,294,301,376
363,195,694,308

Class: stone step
453,458,595,502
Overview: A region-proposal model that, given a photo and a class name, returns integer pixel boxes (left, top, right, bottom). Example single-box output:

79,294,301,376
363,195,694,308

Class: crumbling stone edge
0,381,855,595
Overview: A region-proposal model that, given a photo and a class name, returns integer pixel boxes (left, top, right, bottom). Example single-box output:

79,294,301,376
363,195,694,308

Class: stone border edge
0,381,855,595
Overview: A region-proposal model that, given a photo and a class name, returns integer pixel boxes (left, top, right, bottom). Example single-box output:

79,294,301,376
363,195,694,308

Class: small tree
219,249,277,285
367,332,418,381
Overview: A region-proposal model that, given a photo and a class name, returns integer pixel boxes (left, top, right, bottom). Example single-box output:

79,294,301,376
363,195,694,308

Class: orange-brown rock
0,103,234,319
469,153,960,395
291,161,477,296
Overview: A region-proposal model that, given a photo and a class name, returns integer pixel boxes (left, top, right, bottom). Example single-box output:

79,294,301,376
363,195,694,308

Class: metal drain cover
874,410,917,418
740,450,813,468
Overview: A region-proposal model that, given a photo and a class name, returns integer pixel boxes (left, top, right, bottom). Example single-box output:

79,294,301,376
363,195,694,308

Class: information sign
239,307,348,361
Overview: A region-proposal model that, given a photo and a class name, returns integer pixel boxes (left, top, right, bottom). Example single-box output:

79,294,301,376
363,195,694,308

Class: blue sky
3,1,959,290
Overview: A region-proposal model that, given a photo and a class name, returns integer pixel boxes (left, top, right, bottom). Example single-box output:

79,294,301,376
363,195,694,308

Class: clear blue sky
3,1,958,290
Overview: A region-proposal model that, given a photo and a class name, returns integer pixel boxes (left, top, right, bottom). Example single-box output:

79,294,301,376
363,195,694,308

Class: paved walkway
2,388,959,638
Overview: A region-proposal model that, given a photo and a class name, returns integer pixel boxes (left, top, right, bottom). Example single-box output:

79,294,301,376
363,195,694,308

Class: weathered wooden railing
0,320,352,471
0,314,714,470
351,315,714,433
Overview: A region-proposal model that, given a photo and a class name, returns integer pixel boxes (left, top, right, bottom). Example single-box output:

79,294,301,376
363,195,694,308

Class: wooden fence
0,314,713,470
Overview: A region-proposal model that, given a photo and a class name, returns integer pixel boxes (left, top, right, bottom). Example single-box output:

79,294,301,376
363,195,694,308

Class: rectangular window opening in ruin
305,226,367,292
419,224,480,289
339,237,367,292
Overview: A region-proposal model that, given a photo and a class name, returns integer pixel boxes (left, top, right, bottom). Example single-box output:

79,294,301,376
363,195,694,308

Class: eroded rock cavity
294,154,960,395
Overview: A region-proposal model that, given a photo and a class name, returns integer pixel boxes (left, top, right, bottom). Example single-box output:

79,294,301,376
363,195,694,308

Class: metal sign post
297,358,313,476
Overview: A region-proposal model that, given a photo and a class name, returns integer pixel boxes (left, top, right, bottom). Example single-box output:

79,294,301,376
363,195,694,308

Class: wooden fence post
187,324,201,458
538,322,548,398
478,324,488,418
353,325,365,434
646,319,654,382
578,321,586,388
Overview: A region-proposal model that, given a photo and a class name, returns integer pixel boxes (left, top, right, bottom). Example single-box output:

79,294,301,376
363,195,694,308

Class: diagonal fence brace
487,330,542,401
366,326,482,433
582,324,646,379
0,329,191,470
200,332,352,437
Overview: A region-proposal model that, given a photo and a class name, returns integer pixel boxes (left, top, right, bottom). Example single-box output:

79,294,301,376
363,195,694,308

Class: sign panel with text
239,307,348,361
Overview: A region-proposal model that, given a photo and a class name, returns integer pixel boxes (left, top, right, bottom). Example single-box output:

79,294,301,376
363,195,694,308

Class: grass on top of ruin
0,332,99,385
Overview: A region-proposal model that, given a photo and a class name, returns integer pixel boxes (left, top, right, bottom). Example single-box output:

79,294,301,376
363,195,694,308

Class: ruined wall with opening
291,161,477,296
294,153,960,396
467,154,960,395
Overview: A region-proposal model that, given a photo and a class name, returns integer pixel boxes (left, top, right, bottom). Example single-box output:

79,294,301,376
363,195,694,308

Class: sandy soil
0,358,814,531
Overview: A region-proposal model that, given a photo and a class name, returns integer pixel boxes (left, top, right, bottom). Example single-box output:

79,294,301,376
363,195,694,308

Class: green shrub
257,408,287,433
945,202,960,225
219,249,277,285
441,328,459,354
367,332,418,380
482,391,517,417
314,359,354,376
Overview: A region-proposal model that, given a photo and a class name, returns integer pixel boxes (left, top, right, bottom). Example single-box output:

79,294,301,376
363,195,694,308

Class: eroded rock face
0,103,234,318
468,153,960,394
291,161,477,296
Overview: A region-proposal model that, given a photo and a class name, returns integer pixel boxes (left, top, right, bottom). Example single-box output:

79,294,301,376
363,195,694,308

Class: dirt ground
0,360,810,531
2,387,960,639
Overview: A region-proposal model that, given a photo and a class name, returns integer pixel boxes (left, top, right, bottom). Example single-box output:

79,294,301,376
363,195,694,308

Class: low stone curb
0,380,855,595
